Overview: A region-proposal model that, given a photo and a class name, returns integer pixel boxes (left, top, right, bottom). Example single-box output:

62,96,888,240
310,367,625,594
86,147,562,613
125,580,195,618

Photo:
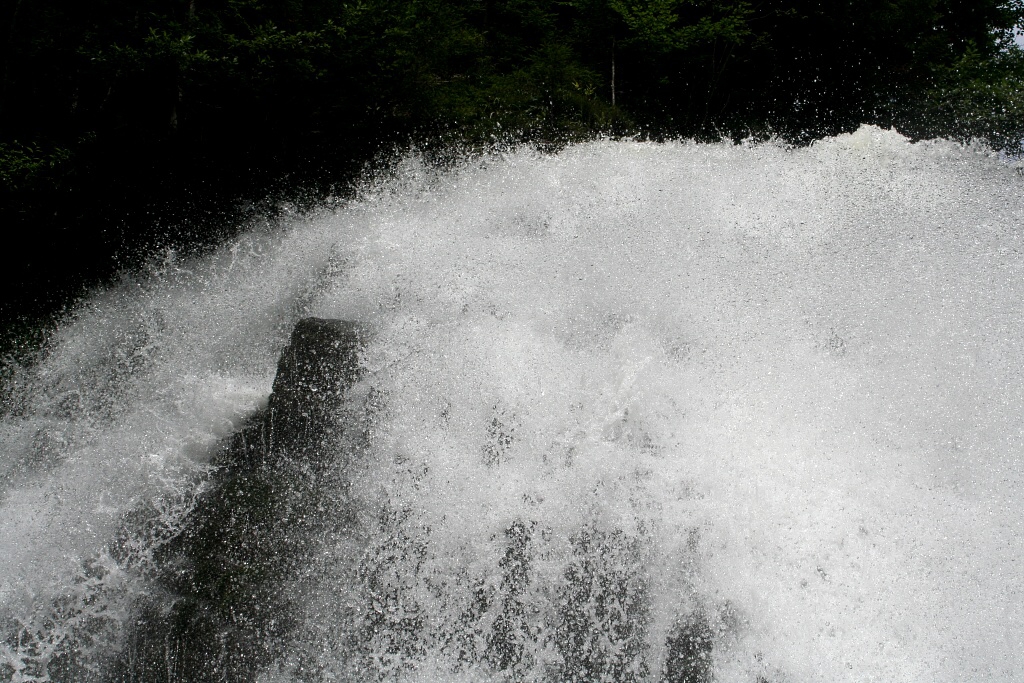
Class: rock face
109,318,365,683
267,318,364,453
99,317,728,683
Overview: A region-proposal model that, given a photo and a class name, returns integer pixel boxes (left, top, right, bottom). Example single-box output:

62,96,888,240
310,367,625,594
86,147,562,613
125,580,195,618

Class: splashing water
1,126,1022,682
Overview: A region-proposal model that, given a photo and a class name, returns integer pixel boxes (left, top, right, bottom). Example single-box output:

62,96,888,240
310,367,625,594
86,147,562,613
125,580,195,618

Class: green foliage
0,141,71,190
608,0,752,52
902,43,1024,153
0,0,1022,320
4,0,1020,165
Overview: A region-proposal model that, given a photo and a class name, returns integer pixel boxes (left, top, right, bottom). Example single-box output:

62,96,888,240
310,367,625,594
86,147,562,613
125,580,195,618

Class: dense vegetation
1,0,1023,324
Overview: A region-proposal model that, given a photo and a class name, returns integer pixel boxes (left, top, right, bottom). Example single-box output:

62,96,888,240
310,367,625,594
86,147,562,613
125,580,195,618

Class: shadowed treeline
1,0,1023,326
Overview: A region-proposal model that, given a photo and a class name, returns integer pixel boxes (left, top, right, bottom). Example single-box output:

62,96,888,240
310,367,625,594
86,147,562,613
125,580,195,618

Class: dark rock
100,316,729,683
555,524,651,683
267,318,364,455
662,607,714,683
486,520,534,674
107,318,365,683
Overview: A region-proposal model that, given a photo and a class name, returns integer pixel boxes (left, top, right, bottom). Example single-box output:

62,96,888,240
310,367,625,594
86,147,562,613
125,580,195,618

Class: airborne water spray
1,127,1022,682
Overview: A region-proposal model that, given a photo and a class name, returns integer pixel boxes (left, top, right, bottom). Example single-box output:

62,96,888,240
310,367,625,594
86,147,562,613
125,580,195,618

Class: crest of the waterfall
2,126,1023,682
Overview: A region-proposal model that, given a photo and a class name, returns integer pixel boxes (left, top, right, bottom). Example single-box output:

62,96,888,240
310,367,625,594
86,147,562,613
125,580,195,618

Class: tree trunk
611,38,616,107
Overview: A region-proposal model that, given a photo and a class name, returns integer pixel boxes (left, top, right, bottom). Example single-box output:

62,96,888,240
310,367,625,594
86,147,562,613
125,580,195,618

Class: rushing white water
1,126,1023,682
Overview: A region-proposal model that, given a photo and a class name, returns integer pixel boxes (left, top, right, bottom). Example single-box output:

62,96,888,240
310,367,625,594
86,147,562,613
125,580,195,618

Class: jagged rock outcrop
109,318,365,683
100,317,733,683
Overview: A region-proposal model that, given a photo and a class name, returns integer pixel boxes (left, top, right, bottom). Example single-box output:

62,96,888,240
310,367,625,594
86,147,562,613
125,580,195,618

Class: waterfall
1,126,1022,682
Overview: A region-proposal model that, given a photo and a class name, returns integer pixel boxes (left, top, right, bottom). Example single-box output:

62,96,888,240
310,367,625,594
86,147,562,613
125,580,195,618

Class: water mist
1,126,1022,683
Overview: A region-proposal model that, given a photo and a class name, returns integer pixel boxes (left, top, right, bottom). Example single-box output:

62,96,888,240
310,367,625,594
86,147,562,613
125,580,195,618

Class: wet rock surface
108,318,365,683
96,317,729,683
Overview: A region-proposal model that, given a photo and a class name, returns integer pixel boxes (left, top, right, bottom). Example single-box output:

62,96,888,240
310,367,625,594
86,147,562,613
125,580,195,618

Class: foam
2,126,1022,681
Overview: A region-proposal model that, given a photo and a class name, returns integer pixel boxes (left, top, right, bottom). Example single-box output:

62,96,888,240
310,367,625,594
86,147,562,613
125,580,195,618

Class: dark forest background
2,0,1023,337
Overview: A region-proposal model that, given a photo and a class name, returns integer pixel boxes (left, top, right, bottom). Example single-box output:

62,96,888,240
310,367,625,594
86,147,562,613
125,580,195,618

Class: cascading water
1,126,1022,683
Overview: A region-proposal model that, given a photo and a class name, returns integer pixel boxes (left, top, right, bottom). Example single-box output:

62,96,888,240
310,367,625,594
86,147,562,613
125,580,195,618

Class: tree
1,0,1022,325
